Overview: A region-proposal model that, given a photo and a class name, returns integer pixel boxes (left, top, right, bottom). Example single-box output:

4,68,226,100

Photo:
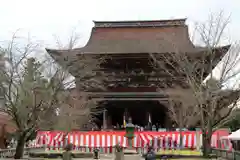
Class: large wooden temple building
46,19,230,129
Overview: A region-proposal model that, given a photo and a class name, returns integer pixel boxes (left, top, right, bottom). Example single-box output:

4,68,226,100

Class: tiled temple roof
47,19,230,56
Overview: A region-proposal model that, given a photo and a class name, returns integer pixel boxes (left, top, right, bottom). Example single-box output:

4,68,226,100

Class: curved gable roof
47,19,199,54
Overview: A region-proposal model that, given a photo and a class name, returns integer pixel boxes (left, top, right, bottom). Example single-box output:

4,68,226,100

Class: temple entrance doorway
96,100,168,129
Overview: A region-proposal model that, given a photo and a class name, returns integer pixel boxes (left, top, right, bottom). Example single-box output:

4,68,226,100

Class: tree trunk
179,109,183,150
179,127,183,149
14,134,26,159
202,131,212,157
0,124,7,149
200,106,213,157
63,132,69,148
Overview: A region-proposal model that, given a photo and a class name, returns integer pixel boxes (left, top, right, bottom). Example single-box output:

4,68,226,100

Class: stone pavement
0,154,144,160
0,154,144,159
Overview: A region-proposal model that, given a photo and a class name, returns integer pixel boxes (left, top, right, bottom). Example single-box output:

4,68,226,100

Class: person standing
114,143,123,160
62,144,73,160
145,146,156,160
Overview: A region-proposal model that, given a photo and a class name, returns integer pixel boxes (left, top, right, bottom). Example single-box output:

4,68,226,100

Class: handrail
0,146,44,158
212,148,240,160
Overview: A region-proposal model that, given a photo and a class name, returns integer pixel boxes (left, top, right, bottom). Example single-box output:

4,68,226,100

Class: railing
0,147,44,158
212,148,240,160
1,147,234,159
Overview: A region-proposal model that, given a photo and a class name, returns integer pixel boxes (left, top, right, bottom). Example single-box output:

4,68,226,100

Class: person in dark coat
145,146,156,160
62,144,73,160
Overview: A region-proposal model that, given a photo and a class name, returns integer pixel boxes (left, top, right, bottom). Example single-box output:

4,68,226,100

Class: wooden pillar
145,112,152,130
146,112,152,124
107,115,112,129
103,109,107,130
124,108,129,123
165,116,171,129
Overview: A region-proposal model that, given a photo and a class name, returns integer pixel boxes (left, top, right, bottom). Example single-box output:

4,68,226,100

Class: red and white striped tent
32,130,230,152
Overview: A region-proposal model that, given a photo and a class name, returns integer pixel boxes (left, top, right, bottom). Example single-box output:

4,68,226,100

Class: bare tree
150,12,240,156
53,89,99,131
165,87,198,148
0,33,68,158
45,30,105,136
0,27,105,158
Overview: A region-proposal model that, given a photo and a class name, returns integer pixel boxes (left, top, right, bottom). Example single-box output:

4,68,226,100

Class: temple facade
46,19,229,130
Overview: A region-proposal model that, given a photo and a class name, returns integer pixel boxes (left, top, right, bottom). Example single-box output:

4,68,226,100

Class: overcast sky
1,0,240,88
0,0,239,48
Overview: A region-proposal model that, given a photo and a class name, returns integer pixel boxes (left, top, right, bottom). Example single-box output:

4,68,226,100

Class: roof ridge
94,19,187,28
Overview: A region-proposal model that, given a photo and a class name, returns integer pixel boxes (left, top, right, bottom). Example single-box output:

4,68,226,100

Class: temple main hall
46,19,229,130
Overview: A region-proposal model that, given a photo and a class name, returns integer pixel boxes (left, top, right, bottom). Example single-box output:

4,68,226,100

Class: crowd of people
91,123,198,132
109,123,166,131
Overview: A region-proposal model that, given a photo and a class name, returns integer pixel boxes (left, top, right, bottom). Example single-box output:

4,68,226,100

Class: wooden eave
46,19,230,80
